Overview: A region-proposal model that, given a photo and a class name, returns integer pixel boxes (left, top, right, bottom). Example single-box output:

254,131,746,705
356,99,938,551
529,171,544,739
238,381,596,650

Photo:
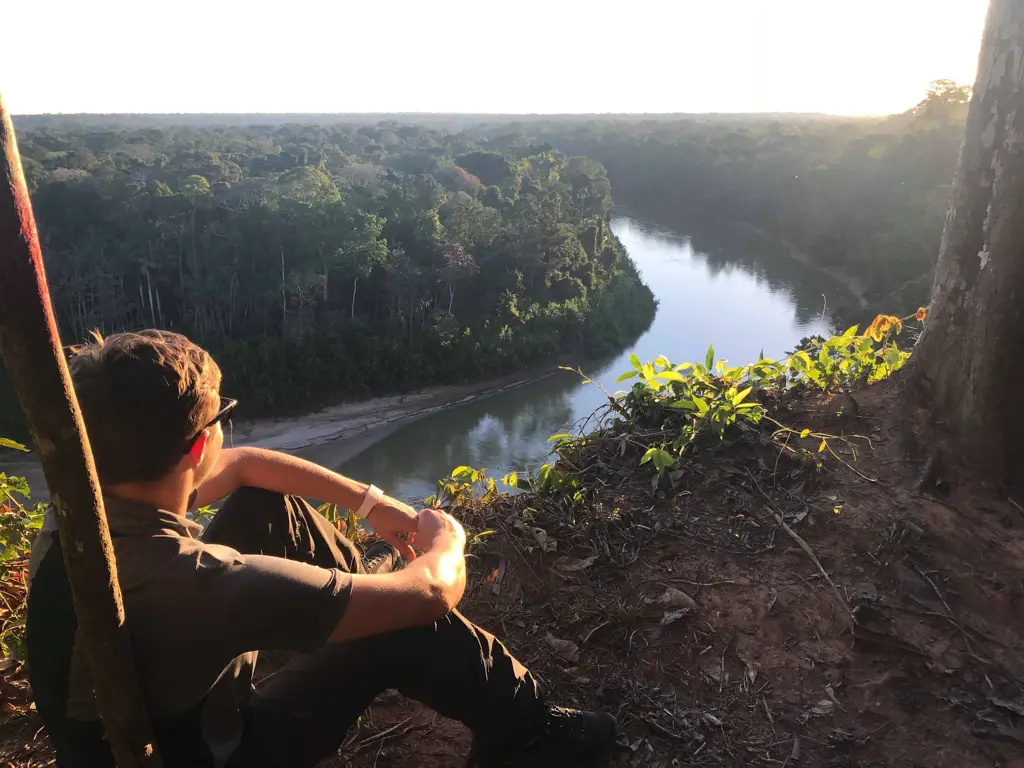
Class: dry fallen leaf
657,587,698,612
554,555,598,572
825,684,846,712
660,609,689,626
805,699,834,720
545,632,580,663
531,527,557,553
990,697,1024,717
745,663,759,689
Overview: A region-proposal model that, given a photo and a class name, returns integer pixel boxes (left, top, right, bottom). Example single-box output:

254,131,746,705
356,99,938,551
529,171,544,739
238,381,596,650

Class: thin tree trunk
280,242,287,328
0,95,162,767
177,236,185,318
905,0,1024,481
190,207,198,276
145,270,156,327
146,242,157,326
351,277,358,321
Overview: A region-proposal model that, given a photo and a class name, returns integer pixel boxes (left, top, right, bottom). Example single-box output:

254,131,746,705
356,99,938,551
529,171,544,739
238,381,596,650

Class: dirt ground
4,381,1024,767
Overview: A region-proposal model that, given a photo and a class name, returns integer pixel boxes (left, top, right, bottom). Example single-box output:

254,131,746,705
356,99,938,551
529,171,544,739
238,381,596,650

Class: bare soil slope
331,384,1024,768
4,384,1024,767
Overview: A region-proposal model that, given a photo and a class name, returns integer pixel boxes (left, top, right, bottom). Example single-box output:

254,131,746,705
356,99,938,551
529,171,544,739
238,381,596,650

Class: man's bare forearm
196,447,368,510
235,447,369,508
330,545,466,641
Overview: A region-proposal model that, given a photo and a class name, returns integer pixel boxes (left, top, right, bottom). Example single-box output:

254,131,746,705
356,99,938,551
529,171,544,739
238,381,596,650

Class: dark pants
202,487,544,768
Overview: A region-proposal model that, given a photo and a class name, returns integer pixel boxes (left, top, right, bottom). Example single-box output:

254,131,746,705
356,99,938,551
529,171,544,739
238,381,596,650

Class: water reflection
337,212,841,503
338,368,583,502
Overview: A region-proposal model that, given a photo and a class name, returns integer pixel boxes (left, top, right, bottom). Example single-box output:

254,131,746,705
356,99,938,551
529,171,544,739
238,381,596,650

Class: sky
4,0,989,116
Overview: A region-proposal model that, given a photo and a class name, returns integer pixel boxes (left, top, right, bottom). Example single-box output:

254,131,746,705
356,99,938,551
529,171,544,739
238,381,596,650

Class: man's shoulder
112,533,247,592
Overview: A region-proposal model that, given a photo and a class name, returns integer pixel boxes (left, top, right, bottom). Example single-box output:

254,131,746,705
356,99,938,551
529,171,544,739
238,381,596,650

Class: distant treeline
0,123,655,438
475,80,971,316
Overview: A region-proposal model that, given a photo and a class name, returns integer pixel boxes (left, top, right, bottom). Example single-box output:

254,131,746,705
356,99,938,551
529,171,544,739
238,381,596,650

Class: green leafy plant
614,347,768,463
427,465,500,509
318,502,360,540
0,439,45,660
188,505,218,524
432,310,923,504
531,461,584,502
787,310,921,391
428,457,586,511
604,310,923,485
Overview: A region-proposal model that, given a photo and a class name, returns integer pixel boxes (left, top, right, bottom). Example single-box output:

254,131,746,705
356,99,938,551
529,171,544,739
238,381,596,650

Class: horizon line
13,109,895,119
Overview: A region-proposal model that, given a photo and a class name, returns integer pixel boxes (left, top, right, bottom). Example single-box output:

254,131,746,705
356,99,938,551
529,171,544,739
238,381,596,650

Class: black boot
471,706,617,767
360,541,404,574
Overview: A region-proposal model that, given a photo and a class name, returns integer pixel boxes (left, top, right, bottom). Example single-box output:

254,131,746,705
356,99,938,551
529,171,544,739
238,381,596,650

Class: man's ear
188,430,209,466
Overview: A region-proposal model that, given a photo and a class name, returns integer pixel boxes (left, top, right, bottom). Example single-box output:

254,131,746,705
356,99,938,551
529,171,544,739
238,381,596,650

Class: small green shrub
431,310,926,501
604,309,924,485
0,439,45,660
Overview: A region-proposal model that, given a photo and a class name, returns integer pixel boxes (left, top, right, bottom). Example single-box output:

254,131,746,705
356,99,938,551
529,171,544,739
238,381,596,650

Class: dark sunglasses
184,397,238,454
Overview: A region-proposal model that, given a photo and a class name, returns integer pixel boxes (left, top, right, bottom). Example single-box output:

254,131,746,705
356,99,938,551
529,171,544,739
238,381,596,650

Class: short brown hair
69,330,222,485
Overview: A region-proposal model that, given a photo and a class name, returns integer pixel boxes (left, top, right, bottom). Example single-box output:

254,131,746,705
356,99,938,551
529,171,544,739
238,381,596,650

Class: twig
898,599,1003,646
909,491,963,514
1009,497,1024,517
720,629,736,693
643,717,686,741
782,735,801,766
664,528,775,556
356,717,423,750
746,470,852,623
912,564,953,615
635,576,745,589
496,521,544,584
762,696,774,728
911,564,983,658
582,620,611,646
666,577,745,588
825,442,878,483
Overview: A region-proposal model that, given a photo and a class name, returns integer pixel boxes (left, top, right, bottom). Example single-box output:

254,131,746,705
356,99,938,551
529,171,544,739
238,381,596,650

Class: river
337,210,853,504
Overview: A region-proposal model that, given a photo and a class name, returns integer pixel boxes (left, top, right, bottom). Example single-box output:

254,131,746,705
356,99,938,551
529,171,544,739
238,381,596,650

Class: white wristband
355,484,384,519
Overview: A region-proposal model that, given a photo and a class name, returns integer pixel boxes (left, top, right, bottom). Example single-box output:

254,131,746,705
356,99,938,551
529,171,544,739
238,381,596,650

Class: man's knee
228,485,316,520
228,486,289,508
212,487,292,532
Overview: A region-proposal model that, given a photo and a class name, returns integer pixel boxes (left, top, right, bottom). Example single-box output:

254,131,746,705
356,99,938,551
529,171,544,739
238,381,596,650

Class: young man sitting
26,330,616,768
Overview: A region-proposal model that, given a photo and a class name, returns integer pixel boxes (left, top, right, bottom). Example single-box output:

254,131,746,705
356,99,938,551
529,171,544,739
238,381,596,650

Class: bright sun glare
6,0,989,115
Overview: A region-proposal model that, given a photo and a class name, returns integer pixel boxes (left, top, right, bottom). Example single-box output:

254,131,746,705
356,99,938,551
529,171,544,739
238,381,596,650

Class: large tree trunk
0,96,162,766
907,0,1024,481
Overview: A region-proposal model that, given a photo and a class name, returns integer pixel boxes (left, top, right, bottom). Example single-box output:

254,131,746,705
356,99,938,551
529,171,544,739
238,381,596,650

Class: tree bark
906,0,1024,483
0,96,162,766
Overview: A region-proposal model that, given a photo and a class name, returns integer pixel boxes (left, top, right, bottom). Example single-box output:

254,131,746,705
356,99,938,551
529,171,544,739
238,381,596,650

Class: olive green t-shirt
28,497,353,766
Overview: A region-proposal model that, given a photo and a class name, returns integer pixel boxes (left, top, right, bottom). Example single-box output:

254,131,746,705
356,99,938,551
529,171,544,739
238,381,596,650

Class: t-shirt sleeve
206,552,353,654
